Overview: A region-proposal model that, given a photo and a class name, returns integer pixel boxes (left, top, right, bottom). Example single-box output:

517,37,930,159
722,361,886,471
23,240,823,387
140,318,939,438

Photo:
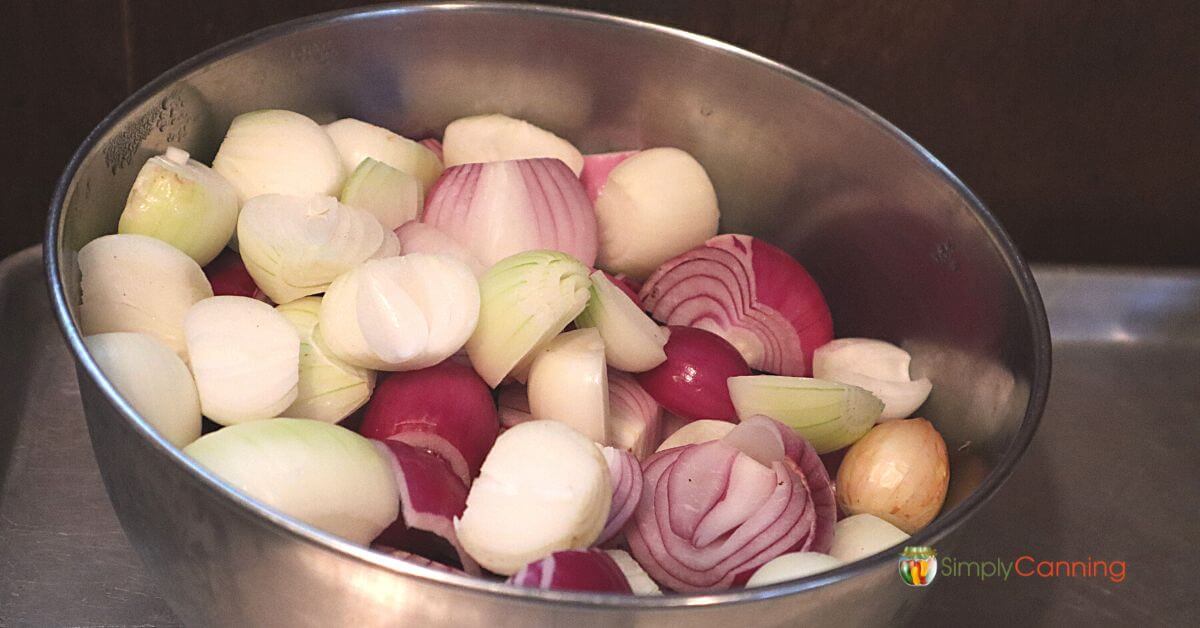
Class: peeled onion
575,270,668,373
641,234,833,376
507,550,632,593
813,338,932,421
324,118,443,190
117,147,238,266
635,326,750,422
275,297,375,423
606,370,662,460
394,221,485,277
594,148,719,279
340,158,424,231
727,375,883,454
212,109,344,200
597,446,641,545
78,234,213,357
319,254,480,371
745,552,842,587
83,332,201,448
183,418,398,545
836,418,949,533
442,113,584,175
527,328,609,443
605,549,661,595
827,514,909,563
184,296,299,424
656,419,735,453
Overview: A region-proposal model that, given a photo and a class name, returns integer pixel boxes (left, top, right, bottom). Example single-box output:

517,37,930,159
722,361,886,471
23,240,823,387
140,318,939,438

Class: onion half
212,109,345,201
324,118,443,190
507,550,632,593
813,338,932,421
727,375,883,454
527,328,609,443
606,370,663,460
340,158,424,232
442,113,584,175
575,270,668,372
635,326,750,422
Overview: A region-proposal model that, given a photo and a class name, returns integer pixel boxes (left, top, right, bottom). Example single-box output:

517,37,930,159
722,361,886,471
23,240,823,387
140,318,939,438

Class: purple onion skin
507,550,633,593
636,326,750,422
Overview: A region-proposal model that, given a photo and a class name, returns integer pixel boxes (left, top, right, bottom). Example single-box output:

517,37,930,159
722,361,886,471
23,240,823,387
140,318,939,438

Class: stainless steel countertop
1,247,1196,627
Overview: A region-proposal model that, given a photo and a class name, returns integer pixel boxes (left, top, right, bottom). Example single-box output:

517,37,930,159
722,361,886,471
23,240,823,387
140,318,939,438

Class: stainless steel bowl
45,3,1050,626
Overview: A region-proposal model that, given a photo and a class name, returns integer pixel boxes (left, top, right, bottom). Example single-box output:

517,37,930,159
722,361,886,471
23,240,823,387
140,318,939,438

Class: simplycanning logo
899,547,1127,585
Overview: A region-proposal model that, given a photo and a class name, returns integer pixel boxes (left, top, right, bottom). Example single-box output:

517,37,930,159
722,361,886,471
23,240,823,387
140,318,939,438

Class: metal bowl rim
44,1,1051,609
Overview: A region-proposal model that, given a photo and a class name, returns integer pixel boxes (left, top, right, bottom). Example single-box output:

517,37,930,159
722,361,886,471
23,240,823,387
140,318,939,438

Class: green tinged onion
575,270,667,372
727,375,883,453
339,158,424,231
276,297,376,423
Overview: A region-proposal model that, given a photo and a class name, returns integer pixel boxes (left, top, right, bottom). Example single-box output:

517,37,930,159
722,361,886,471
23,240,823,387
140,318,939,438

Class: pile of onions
641,234,833,376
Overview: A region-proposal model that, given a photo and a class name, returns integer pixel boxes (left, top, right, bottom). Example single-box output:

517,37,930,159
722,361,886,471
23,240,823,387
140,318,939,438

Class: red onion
419,138,444,162
423,158,599,268
607,370,663,460
375,546,466,575
635,326,750,422
360,360,499,485
579,151,637,203
203,248,268,302
507,550,633,593
625,421,817,591
597,447,642,545
641,234,833,376
496,383,534,430
373,440,480,575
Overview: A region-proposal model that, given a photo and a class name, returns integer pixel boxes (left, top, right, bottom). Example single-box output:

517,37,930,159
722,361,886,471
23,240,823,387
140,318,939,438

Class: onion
360,360,499,485
456,420,611,575
184,296,299,424
604,550,661,595
527,328,609,443
625,429,818,591
727,376,883,454
340,158,424,231
465,250,591,387
203,249,268,301
579,150,637,203
594,148,719,279
83,332,201,448
323,118,444,190
745,552,842,587
378,548,465,575
394,221,486,277
423,158,598,268
236,194,392,304
606,371,662,460
418,138,444,162
575,270,668,372
275,297,375,424
212,109,345,201
656,420,735,453
374,440,480,574
507,550,632,593
183,418,398,545
603,271,643,308
597,446,642,545
826,514,909,563
836,418,949,533
641,234,833,376
496,383,534,430
442,113,584,175
117,147,239,266
78,234,213,357
635,326,750,422
319,254,480,371
813,338,932,421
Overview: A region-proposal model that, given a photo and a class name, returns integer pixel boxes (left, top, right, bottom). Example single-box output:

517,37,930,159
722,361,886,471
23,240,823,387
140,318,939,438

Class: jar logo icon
899,546,937,586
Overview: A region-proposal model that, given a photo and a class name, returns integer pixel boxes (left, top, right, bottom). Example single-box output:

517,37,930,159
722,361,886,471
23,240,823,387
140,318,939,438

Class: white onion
83,332,201,448
813,338,932,421
745,552,842,587
727,376,883,454
393,221,486,277
655,419,735,452
339,158,424,231
442,113,584,175
594,148,719,279
456,420,611,575
212,109,345,201
236,194,392,304
604,549,661,595
184,296,299,424
827,514,909,563
183,418,399,545
526,328,609,443
78,234,213,358
324,118,443,191
275,297,375,423
117,147,239,266
319,254,480,371
575,270,668,372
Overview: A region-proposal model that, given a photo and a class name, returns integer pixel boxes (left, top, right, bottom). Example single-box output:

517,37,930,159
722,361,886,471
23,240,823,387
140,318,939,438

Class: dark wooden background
4,1,1197,266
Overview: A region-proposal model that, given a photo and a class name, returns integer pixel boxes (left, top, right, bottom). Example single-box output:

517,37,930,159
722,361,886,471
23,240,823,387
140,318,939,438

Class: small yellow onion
275,297,376,423
836,418,949,533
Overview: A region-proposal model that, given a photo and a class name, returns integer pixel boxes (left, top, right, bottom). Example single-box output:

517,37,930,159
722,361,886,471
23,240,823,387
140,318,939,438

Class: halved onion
605,550,661,595
826,514,909,563
442,113,584,175
184,296,299,424
323,118,444,190
607,370,663,460
78,234,213,357
507,550,632,593
727,376,883,454
117,147,239,266
597,446,642,545
83,332,201,448
641,234,833,376
340,158,423,231
656,419,736,453
575,270,668,372
635,326,750,422
465,250,591,387
275,297,375,424
212,109,345,200
813,338,932,421
236,194,391,304
183,418,398,545
527,328,608,443
394,221,486,277
319,254,480,371
423,158,598,268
